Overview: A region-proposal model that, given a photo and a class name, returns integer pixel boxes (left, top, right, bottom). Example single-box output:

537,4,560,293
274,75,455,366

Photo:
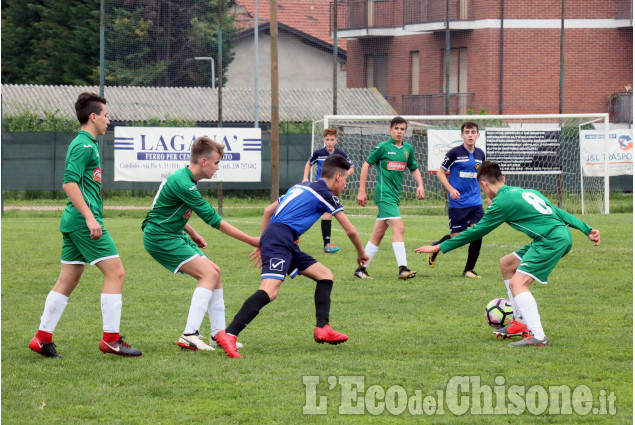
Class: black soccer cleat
29,336,61,358
354,266,373,279
99,336,143,357
398,266,417,280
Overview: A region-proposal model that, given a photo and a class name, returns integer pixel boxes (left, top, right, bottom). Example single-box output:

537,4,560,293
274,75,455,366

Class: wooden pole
270,0,280,201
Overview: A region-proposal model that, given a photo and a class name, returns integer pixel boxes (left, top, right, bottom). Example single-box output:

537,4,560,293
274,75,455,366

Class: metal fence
1,130,313,199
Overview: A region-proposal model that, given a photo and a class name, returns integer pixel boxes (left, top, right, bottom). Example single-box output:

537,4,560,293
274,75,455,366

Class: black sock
314,280,333,328
434,234,452,245
321,219,332,246
226,289,271,336
464,238,482,272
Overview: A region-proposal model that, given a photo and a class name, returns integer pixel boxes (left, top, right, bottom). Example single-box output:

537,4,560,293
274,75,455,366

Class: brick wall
344,0,633,117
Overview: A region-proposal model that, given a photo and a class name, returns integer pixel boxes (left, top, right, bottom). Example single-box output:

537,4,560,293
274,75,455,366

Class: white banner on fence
427,129,486,172
580,129,633,177
114,127,262,182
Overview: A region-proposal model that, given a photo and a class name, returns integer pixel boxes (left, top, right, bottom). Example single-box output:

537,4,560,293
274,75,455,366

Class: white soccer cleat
178,331,215,351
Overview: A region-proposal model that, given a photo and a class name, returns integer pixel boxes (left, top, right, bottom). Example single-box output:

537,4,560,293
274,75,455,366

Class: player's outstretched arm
184,224,207,249
63,182,102,240
357,162,371,206
588,229,601,246
411,169,425,200
333,211,369,266
414,245,441,254
218,221,259,248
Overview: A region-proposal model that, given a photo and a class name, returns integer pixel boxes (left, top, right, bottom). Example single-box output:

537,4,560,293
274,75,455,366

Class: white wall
226,31,347,89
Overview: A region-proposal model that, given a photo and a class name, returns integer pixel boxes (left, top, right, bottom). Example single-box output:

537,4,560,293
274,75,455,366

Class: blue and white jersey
269,179,344,238
308,148,353,179
440,145,486,208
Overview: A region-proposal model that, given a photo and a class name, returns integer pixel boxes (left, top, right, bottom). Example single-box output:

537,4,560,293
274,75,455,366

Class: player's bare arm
218,221,259,248
414,245,441,254
184,224,207,249
302,162,311,182
62,182,102,240
412,169,425,200
436,167,460,199
333,211,369,266
262,201,279,233
356,162,371,206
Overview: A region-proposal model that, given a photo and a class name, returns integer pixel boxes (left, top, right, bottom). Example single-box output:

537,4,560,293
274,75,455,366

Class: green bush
2,110,79,132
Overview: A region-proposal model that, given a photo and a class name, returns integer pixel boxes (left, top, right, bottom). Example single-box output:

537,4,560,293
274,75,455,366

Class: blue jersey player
302,127,354,253
428,121,486,278
214,155,369,358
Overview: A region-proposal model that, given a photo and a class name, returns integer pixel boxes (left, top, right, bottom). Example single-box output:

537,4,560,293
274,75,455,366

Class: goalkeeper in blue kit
415,161,601,347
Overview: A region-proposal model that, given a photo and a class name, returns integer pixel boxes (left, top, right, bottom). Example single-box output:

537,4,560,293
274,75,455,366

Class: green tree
1,0,100,85
105,0,237,87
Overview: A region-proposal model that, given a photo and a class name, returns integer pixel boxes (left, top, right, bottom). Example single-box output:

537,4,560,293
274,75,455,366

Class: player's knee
320,270,334,282
111,266,126,284
205,265,220,282
265,287,279,301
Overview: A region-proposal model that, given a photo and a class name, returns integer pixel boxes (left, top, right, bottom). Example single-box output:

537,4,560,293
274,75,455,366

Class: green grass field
2,210,632,424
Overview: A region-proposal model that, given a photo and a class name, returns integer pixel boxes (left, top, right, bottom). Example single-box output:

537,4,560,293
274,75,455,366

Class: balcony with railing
331,0,397,33
403,0,471,26
402,93,475,115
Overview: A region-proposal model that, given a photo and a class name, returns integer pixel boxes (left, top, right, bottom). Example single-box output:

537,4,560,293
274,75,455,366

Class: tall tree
1,0,237,87
105,0,237,87
1,0,100,85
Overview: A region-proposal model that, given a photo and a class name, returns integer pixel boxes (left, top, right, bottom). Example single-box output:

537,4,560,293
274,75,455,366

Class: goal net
311,114,610,214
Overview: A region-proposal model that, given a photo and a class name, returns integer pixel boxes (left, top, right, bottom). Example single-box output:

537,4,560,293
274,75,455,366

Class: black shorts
260,223,318,281
448,205,484,234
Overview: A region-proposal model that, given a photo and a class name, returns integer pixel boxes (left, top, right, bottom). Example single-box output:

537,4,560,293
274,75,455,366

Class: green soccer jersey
366,137,419,205
59,131,104,233
440,185,592,253
142,167,222,235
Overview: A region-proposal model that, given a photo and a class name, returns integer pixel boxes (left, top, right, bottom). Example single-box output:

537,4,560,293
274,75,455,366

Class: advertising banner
427,129,486,172
114,127,262,182
580,129,633,176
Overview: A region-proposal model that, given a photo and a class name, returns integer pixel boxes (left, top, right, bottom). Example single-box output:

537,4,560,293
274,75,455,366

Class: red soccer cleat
314,325,348,345
493,320,530,339
213,330,242,358
99,336,143,357
29,336,60,358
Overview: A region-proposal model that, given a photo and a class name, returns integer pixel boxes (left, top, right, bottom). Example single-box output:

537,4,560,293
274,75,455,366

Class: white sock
101,293,122,333
208,288,225,338
39,291,69,333
504,280,524,323
514,291,545,339
392,242,407,267
364,242,379,267
184,287,213,335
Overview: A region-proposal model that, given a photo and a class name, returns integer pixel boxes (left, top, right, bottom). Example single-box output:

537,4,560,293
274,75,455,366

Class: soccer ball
485,298,513,329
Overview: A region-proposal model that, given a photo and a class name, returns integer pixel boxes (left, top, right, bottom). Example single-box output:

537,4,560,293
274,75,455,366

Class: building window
443,47,467,94
443,47,468,113
410,51,419,95
365,53,389,97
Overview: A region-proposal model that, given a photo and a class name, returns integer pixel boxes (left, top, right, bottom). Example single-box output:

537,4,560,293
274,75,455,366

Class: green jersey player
142,137,259,352
416,161,601,347
29,92,142,358
355,116,425,280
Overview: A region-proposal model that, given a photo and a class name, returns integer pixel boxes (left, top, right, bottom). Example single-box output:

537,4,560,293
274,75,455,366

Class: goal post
311,114,611,214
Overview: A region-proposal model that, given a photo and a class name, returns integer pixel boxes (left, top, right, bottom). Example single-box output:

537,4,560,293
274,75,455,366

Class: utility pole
270,0,280,201
218,0,224,214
